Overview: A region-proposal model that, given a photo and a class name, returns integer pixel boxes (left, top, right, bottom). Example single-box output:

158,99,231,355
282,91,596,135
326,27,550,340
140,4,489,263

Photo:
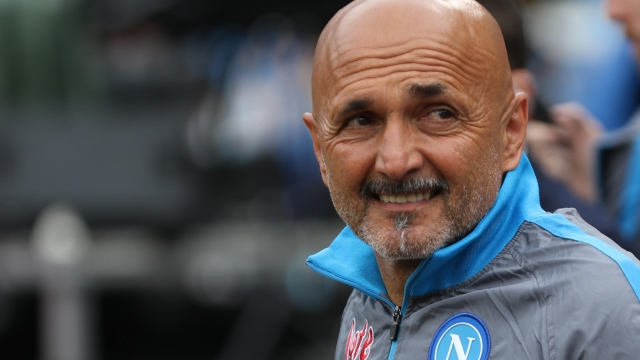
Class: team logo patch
429,313,490,360
345,318,374,360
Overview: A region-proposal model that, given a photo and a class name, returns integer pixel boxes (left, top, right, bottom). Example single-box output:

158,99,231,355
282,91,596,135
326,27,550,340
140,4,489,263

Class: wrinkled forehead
313,0,507,116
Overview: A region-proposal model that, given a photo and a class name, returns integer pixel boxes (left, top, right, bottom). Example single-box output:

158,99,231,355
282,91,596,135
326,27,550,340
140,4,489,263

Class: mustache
360,177,449,197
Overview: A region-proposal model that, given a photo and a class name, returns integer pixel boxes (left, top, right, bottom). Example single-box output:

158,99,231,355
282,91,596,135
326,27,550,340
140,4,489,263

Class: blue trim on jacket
306,155,544,299
529,213,640,302
306,154,640,301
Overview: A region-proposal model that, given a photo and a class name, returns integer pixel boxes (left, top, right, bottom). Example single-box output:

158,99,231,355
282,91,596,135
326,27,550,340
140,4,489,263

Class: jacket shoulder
516,210,640,359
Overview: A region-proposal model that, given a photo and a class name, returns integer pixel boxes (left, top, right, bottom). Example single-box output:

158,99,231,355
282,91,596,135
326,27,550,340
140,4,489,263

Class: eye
345,116,373,127
430,109,454,120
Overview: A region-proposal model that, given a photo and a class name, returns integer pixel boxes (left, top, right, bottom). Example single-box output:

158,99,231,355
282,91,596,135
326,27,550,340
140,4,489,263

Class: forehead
320,0,497,113
327,38,489,103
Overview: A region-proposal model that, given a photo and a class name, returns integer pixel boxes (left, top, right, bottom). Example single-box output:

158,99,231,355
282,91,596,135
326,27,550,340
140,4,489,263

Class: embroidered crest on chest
429,313,491,360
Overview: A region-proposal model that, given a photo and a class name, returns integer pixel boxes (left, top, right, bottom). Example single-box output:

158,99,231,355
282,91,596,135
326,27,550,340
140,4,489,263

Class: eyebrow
409,83,447,99
336,98,374,118
334,83,446,119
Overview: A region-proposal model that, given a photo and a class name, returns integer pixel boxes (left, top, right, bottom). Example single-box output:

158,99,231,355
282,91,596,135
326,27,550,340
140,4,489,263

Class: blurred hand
527,120,573,181
531,102,602,202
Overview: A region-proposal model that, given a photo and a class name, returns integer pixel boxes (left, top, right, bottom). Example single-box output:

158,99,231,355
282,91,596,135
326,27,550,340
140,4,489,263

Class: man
303,0,640,359
479,0,622,244
609,0,640,60
536,0,640,251
596,0,640,249
603,0,640,250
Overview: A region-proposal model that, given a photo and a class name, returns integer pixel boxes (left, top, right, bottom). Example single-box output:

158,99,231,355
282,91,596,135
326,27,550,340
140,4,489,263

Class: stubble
324,148,502,261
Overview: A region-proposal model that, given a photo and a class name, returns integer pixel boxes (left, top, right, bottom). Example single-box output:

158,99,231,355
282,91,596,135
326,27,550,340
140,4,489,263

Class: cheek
324,142,376,188
425,133,499,189
426,138,476,178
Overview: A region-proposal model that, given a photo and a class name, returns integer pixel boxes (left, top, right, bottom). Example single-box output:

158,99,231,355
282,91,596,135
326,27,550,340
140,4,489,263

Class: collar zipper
389,305,402,341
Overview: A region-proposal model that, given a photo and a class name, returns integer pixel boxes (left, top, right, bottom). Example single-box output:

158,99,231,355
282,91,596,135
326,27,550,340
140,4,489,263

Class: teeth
379,191,432,204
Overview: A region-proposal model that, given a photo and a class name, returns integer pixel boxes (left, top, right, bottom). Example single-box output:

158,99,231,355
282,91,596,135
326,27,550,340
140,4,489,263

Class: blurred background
0,0,638,359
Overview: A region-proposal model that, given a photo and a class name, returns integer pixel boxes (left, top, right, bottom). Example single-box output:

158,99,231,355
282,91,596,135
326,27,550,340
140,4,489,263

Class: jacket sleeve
550,253,640,359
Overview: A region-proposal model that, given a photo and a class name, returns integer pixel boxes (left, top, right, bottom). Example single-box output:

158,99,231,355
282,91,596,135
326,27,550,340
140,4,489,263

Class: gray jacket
307,155,640,360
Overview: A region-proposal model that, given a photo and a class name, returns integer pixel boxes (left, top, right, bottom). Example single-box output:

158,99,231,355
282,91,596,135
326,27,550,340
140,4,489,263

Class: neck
374,254,423,306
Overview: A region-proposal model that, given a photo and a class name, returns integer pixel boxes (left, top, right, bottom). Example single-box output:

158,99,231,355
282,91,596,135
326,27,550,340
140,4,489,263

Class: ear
511,69,536,117
303,112,329,186
501,91,528,172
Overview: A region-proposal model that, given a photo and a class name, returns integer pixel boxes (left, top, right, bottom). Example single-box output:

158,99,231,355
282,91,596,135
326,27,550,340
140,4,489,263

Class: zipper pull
389,306,401,341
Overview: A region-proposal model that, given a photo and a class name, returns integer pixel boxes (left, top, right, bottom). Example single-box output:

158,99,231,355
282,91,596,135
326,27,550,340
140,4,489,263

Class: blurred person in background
303,0,640,358
609,0,640,60
534,0,640,253
478,0,622,244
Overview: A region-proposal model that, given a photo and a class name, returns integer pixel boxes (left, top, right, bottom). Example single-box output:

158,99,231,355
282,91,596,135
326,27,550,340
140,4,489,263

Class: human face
304,0,526,261
607,0,640,60
316,81,506,260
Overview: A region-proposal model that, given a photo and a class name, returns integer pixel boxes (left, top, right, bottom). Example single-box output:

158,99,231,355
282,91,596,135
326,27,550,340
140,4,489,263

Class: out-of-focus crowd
496,0,640,255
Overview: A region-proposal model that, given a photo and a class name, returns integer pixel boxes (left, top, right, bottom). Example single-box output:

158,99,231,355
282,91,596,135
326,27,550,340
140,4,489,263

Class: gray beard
323,151,501,261
394,212,414,231
355,183,496,260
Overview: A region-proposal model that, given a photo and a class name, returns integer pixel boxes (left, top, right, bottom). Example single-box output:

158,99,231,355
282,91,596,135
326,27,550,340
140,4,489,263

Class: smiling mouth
377,190,436,204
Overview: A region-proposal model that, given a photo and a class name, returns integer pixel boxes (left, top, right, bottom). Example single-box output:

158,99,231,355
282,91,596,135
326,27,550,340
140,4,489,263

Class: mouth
377,190,437,204
361,177,448,206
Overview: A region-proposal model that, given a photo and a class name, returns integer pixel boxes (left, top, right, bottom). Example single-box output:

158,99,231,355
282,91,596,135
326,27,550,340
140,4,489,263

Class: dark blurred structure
0,0,353,359
0,0,349,229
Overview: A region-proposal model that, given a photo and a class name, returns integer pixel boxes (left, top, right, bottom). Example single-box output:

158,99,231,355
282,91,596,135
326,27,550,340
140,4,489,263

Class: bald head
311,0,513,122
302,0,528,264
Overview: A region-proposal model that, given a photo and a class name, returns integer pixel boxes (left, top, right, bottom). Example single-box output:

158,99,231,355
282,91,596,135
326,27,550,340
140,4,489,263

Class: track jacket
307,155,640,360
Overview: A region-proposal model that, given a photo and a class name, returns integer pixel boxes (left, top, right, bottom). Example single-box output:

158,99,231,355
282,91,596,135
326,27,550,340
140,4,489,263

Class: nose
606,0,626,22
374,118,424,181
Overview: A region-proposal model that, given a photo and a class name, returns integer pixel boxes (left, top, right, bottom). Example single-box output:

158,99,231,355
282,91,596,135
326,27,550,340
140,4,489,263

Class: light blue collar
306,154,545,301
